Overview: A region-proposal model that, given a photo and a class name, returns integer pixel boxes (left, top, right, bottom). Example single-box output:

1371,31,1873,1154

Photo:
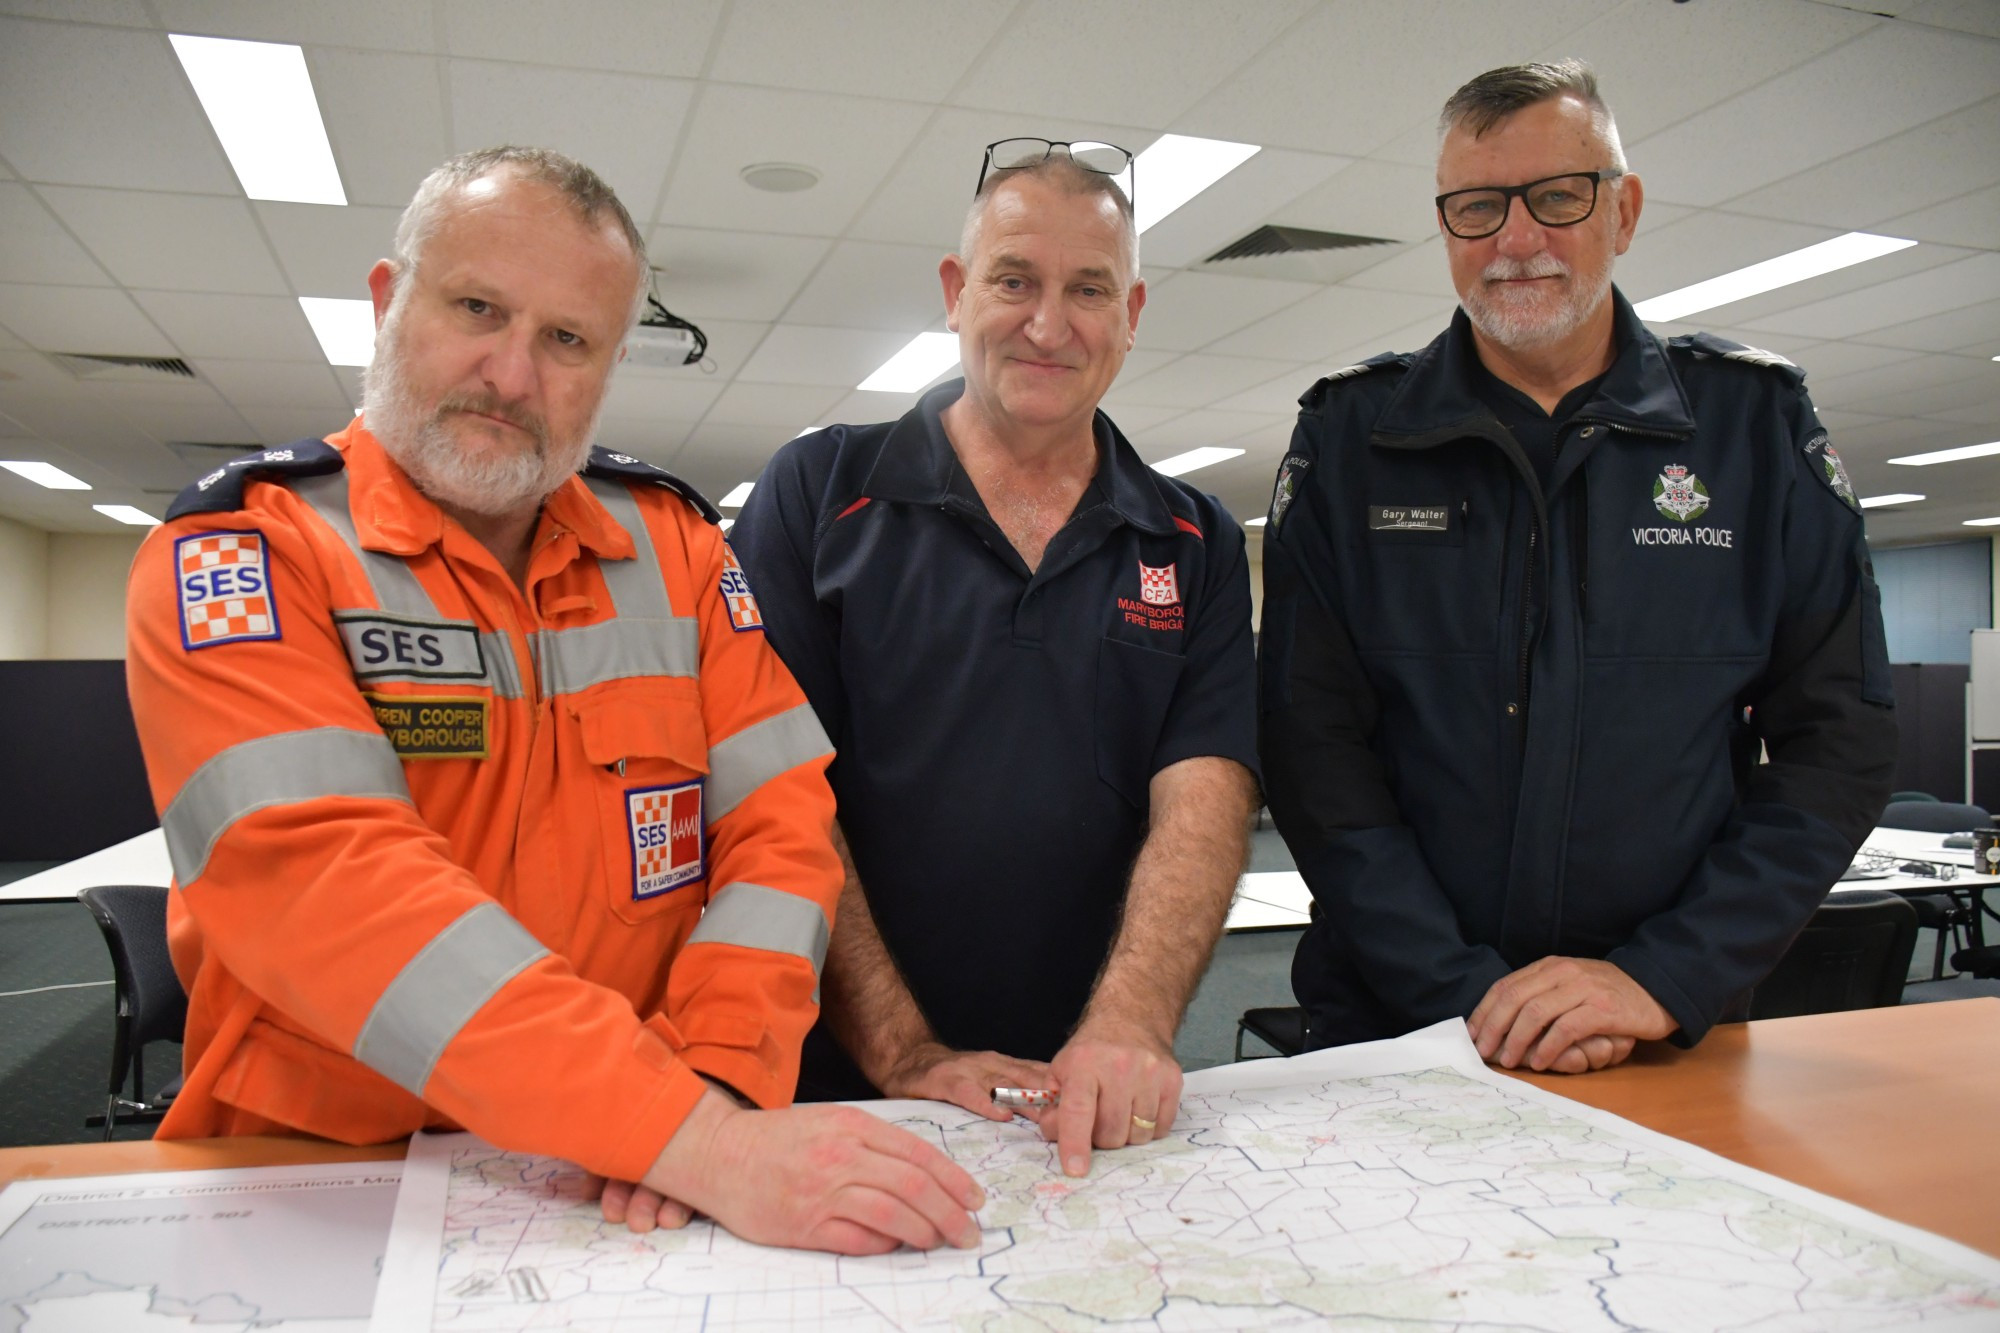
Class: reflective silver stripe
481,631,523,699
530,619,700,696
689,882,830,977
352,901,548,1096
584,478,674,622
162,728,411,886
293,472,441,620
705,704,833,821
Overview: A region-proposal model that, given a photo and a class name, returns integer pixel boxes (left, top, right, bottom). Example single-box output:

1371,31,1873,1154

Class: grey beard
1463,259,1615,352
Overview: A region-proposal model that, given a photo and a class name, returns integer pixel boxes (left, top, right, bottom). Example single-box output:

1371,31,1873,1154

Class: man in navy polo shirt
732,140,1259,1178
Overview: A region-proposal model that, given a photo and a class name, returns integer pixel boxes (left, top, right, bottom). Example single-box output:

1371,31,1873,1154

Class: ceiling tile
1269,158,1449,246
1633,21,2000,207
591,416,695,467
1614,211,1843,308
1806,352,1994,414
1136,271,1319,354
1641,238,1959,332
0,17,237,193
1855,302,2000,355
1879,183,2000,251
308,48,450,210
256,202,402,298
447,60,695,223
1203,284,1454,362
237,405,352,441
0,0,152,24
708,0,1008,101
1209,367,1318,417
669,422,798,479
0,183,111,287
1339,237,1460,301
194,357,350,410
1127,408,1291,458
1115,353,1308,409
0,284,174,356
132,291,324,362
735,325,916,388
951,0,1316,128
437,0,723,77
782,240,948,333
657,84,930,238
647,228,830,323
1899,0,2000,38
39,186,290,295
1186,0,1604,156
702,381,846,432
1781,341,1924,382
599,369,727,424
1722,97,2000,231
152,0,438,52
672,317,772,382
1137,147,1353,270
1552,0,1881,143
1739,251,2000,340
820,389,921,428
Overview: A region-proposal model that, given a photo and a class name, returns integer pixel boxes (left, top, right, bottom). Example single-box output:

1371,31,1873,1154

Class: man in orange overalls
125,147,982,1256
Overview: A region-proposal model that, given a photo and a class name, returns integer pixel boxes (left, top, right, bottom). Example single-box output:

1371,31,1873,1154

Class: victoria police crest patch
1652,465,1711,524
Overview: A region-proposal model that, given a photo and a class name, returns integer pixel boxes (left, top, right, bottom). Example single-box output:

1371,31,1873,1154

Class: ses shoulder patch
176,530,280,649
167,439,344,520
583,448,723,524
719,543,763,632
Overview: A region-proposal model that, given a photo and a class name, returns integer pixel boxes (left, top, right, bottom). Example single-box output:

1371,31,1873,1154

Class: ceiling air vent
52,353,196,381
1205,226,1394,264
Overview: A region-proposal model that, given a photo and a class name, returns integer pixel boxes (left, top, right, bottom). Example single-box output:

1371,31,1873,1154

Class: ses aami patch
365,695,489,759
176,530,281,650
628,780,705,899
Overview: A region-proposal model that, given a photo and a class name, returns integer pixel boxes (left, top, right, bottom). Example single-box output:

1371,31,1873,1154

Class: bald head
959,156,1139,283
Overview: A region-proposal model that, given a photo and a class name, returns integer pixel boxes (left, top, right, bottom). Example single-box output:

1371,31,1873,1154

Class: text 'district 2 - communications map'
370,1023,2000,1332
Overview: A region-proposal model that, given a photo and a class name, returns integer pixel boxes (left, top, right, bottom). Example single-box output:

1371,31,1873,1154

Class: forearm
817,825,941,1087
1081,757,1257,1042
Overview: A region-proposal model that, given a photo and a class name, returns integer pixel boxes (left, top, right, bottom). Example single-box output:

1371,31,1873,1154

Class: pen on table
991,1086,1059,1109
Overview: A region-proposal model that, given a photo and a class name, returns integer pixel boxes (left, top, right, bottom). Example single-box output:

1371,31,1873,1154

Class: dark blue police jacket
732,379,1259,1090
1259,289,1897,1051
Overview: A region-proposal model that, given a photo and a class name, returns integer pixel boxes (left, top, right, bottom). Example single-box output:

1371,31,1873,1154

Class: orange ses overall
125,419,841,1182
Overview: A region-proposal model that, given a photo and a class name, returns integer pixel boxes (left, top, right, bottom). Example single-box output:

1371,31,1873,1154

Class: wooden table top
5,999,1995,1257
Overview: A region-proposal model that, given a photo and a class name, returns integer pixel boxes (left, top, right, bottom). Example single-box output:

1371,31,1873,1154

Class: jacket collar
1373,286,1696,448
860,378,1179,536
335,416,634,561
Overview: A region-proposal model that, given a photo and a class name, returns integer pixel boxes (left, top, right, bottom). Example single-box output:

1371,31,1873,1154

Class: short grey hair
1438,59,1629,174
958,154,1140,282
389,146,651,326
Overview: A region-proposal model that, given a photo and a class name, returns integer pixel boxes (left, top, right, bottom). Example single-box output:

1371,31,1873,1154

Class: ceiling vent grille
52,353,196,381
1204,226,1395,263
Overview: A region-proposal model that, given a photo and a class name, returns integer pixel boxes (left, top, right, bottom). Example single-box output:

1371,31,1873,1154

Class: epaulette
583,446,722,524
1299,351,1410,409
1668,332,1805,385
166,438,344,520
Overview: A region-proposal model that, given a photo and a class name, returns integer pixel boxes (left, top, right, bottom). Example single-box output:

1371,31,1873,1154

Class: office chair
1877,800,1991,833
1748,890,1919,1020
78,884,188,1138
1234,1006,1307,1060
1888,790,1940,804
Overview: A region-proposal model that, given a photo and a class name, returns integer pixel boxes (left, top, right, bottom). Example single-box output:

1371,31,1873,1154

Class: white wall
0,519,141,659
0,516,50,659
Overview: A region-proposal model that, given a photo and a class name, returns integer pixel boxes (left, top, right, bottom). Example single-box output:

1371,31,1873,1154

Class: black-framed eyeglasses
1434,170,1623,239
976,137,1135,206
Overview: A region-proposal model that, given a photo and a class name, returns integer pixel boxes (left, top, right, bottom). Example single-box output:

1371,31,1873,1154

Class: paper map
371,1023,2000,1331
0,1159,397,1330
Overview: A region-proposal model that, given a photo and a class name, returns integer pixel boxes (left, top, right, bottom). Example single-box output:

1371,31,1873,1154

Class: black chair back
79,885,187,1050
1877,801,1992,833
1749,890,1919,1020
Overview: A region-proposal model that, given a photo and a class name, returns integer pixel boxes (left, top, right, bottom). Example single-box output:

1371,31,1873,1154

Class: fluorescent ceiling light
170,34,346,206
299,297,376,367
1964,517,2000,527
93,504,160,526
1631,232,1916,323
1858,493,1924,509
719,517,736,533
1887,440,2000,467
1151,447,1245,477
1,461,89,490
859,331,960,392
1244,516,1268,527
1133,134,1260,234
719,482,755,508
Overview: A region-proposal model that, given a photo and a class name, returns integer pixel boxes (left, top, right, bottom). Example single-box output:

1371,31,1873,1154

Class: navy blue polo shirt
731,379,1258,1087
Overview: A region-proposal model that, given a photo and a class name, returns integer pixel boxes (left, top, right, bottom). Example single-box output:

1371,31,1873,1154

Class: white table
0,828,169,903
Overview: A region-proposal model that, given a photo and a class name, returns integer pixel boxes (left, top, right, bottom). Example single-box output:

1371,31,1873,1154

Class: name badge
1369,505,1453,534
365,695,489,759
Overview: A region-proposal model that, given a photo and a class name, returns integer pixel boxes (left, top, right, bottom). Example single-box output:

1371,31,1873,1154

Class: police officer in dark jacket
1260,60,1897,1074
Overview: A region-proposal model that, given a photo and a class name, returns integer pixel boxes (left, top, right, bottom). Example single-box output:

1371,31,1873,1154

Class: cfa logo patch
628,780,704,899
719,545,763,632
176,530,280,650
1138,561,1181,607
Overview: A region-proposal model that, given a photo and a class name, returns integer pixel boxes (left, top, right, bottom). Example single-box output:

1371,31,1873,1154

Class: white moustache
1483,256,1569,282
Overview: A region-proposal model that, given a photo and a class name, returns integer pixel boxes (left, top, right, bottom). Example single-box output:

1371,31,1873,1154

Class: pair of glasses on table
975,137,1134,207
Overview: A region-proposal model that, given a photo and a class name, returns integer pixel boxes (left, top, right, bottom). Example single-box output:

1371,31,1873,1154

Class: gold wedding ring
1130,1114,1157,1131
